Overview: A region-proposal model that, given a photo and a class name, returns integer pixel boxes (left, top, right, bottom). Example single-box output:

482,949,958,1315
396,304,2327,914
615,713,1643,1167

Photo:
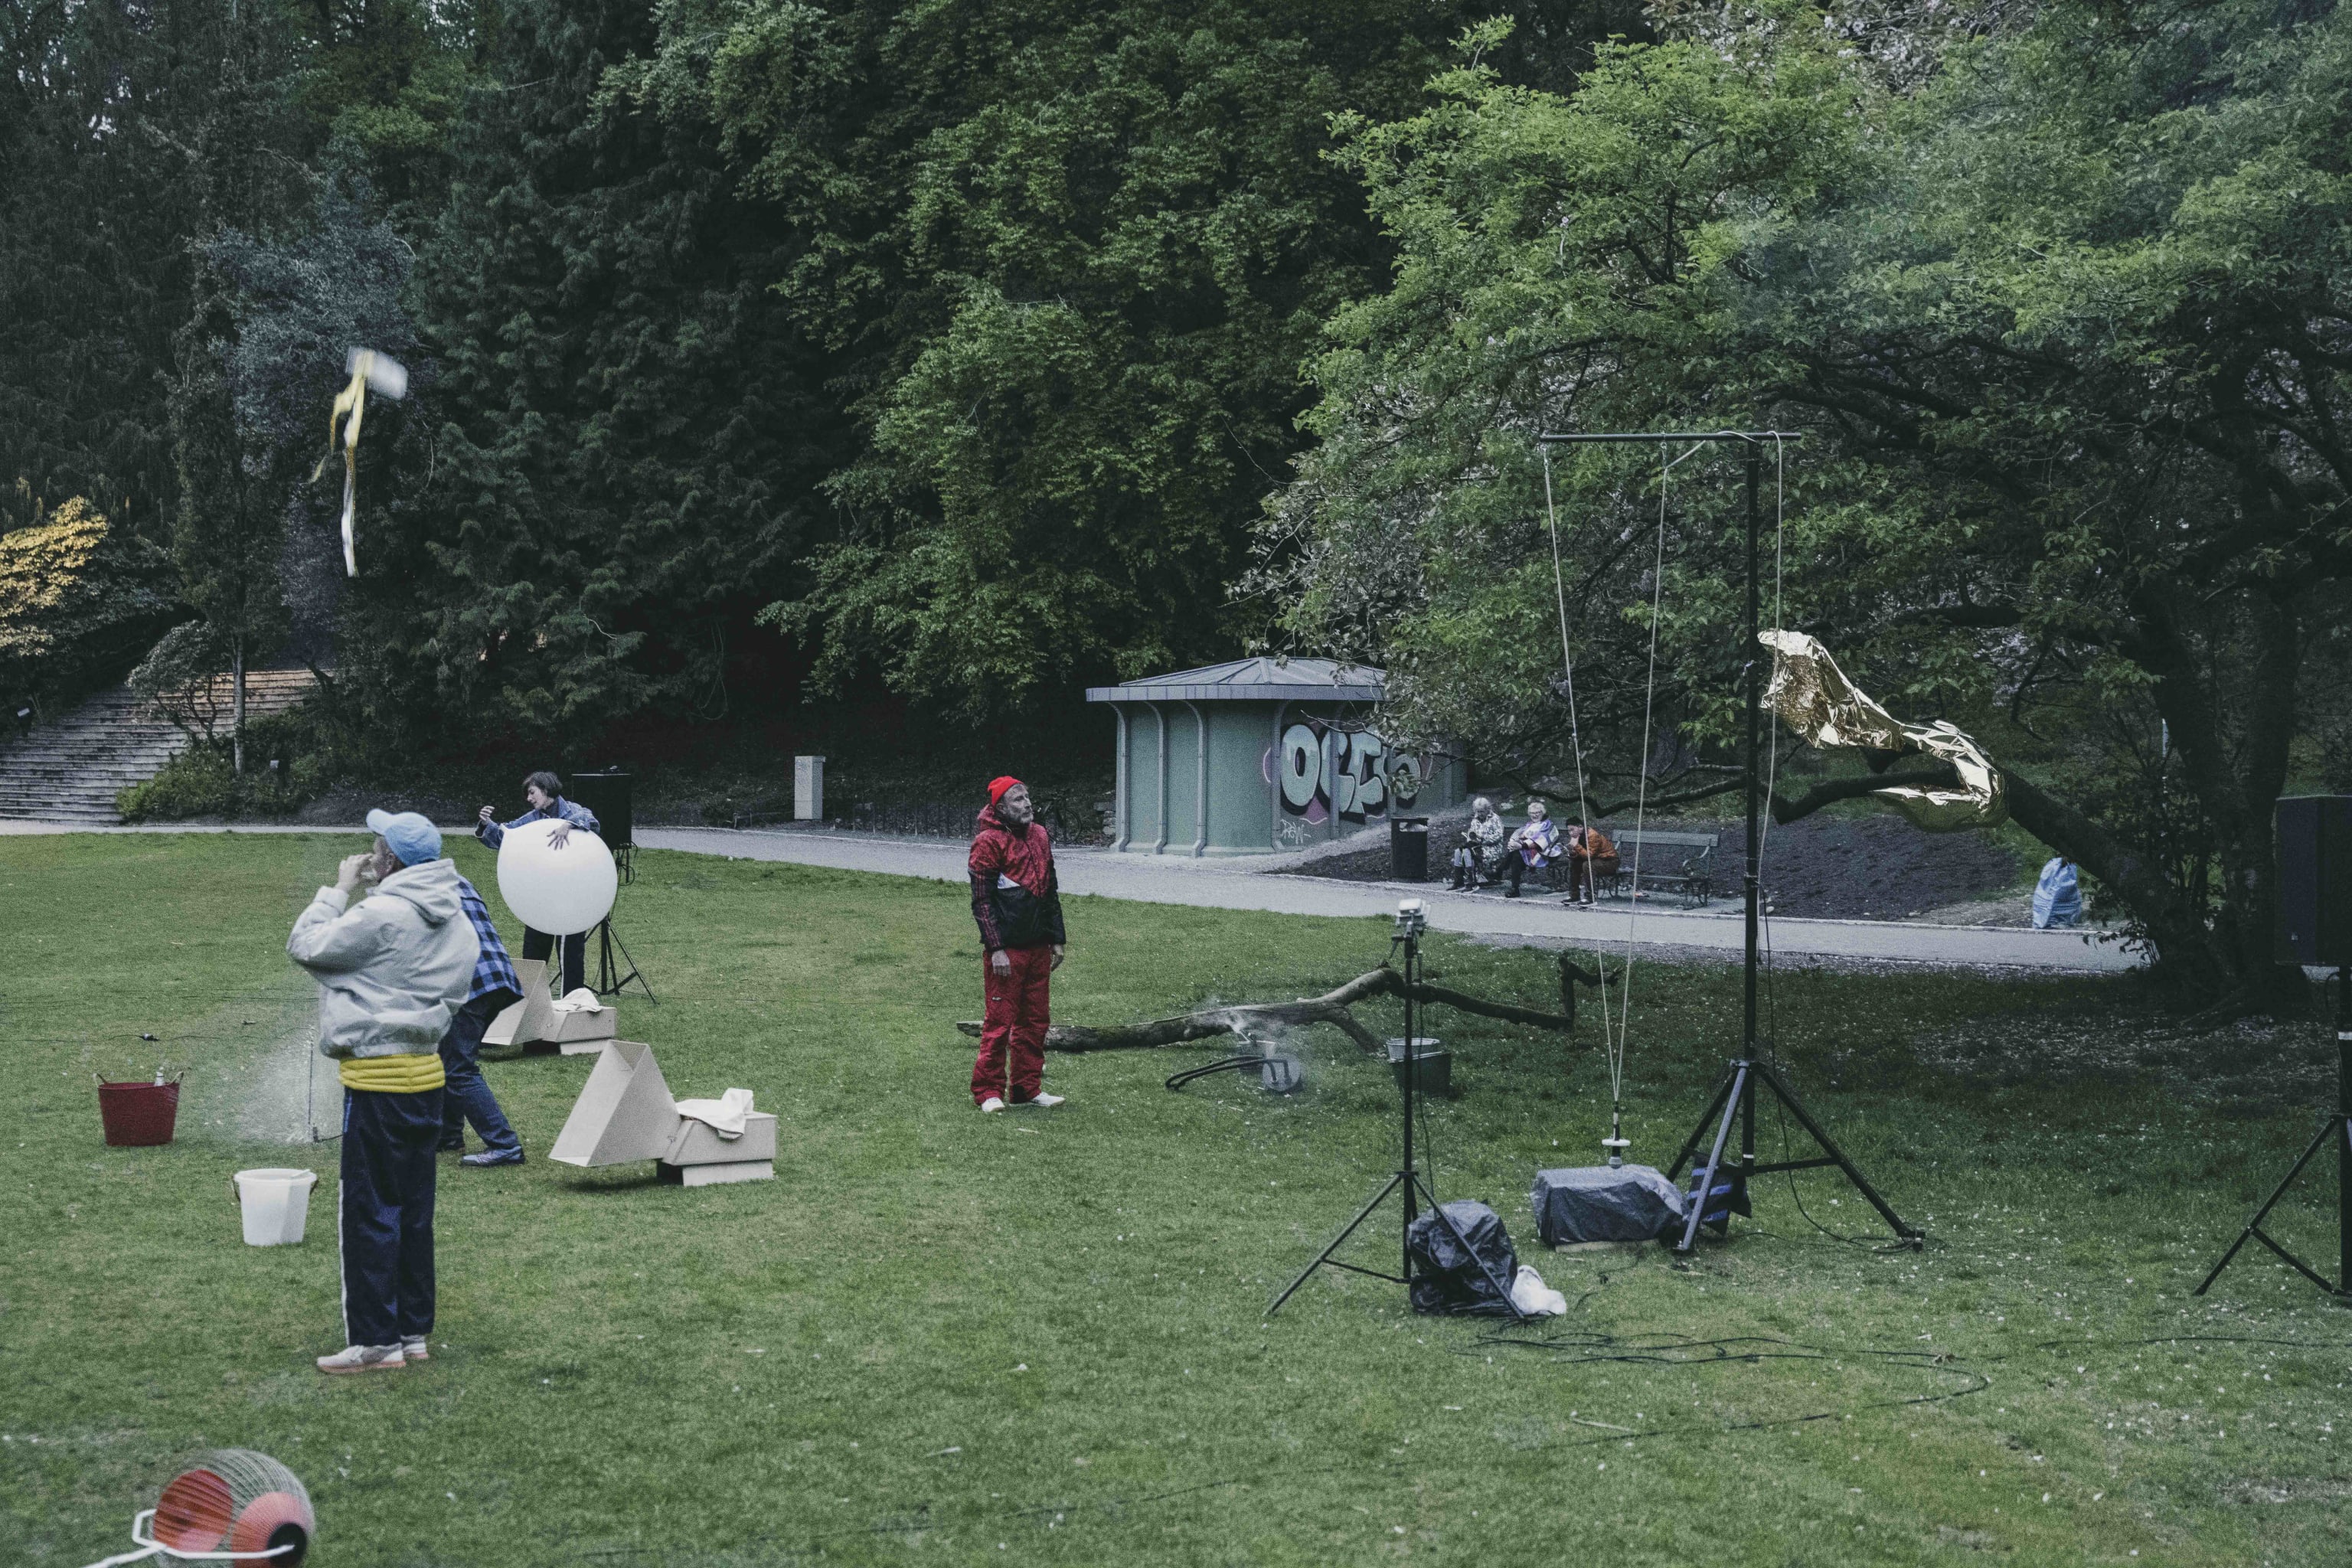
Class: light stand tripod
592,914,655,1003
1538,430,1920,1254
2196,965,2352,1299
1268,901,1524,1318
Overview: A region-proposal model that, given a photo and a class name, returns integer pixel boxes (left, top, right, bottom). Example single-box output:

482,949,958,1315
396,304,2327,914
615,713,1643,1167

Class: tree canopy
9,0,2352,1011
1262,1,2352,1004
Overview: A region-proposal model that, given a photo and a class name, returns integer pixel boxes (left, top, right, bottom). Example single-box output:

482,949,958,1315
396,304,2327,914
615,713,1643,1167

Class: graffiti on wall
1264,720,1432,845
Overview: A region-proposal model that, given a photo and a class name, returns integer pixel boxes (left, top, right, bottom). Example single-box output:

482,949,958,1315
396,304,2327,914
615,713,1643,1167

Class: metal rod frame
1540,426,1916,1251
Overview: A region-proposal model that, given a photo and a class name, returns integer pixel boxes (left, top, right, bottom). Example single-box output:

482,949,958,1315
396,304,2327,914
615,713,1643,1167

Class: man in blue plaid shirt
438,874,526,1167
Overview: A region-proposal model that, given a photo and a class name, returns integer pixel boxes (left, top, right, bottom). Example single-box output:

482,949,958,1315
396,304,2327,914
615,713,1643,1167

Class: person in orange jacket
1565,823,1619,906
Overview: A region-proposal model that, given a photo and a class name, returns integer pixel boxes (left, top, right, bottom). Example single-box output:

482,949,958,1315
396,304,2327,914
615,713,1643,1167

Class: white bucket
234,1168,319,1246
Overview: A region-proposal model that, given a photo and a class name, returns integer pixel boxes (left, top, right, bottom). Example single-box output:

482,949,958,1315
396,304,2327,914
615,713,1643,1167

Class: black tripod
1267,906,1524,1318
1541,430,1919,1254
592,914,655,1002
2196,965,2352,1299
1664,1055,1917,1253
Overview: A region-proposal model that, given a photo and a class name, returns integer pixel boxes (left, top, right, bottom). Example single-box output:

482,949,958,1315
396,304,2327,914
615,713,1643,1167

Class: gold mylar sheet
1759,629,2006,831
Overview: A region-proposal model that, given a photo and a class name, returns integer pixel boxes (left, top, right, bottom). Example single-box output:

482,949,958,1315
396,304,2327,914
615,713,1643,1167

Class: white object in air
1509,1263,1568,1318
348,345,408,400
234,1168,318,1246
496,818,617,936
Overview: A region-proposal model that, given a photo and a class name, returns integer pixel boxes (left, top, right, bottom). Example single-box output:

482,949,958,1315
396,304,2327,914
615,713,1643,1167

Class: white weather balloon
495,818,617,936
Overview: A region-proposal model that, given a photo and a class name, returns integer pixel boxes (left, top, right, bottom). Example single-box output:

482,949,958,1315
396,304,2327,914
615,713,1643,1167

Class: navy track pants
340,1086,443,1347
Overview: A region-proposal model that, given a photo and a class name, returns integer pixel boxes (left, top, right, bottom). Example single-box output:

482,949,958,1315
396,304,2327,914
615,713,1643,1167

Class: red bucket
98,1079,181,1147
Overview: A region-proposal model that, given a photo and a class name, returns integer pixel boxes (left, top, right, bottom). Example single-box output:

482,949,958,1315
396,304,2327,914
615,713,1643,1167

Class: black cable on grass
1164,1056,1263,1091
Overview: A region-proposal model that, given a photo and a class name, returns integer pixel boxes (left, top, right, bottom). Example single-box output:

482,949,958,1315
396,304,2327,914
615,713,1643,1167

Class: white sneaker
1021,1092,1065,1109
979,1096,1008,1113
401,1336,430,1362
316,1344,404,1375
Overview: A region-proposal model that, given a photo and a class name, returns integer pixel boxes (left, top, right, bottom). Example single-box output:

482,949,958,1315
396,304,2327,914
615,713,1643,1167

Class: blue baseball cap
365,808,443,867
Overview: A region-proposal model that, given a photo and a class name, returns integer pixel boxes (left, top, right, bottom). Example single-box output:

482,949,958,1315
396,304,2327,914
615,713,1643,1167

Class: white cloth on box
550,988,609,1014
673,1087,756,1139
1510,1265,1569,1318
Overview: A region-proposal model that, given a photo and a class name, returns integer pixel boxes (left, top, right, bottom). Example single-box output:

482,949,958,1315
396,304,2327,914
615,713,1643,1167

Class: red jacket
969,805,1067,952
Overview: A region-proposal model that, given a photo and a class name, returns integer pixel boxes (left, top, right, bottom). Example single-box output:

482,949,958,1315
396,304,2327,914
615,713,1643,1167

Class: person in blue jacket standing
476,770,600,995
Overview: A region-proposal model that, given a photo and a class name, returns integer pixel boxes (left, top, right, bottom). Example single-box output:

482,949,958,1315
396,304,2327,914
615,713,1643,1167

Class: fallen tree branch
955,959,1603,1054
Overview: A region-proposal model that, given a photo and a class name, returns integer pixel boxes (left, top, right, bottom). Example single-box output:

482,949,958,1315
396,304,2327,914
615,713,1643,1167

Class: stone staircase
0,668,319,825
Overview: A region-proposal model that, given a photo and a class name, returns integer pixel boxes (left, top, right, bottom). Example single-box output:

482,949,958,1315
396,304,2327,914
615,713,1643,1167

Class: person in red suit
968,776,1067,1111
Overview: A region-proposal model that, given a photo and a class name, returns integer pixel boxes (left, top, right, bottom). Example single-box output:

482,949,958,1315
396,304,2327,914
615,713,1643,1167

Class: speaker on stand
568,768,635,884
568,769,654,1002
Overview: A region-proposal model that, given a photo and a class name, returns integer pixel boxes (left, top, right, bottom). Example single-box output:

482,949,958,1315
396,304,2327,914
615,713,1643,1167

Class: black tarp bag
1406,1200,1521,1317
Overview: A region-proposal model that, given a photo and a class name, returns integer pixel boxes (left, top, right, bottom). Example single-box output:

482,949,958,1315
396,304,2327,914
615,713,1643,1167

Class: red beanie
987,776,1024,805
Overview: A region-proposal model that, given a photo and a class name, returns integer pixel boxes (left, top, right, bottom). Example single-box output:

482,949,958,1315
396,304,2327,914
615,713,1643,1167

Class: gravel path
638,825,2133,974
0,817,2128,972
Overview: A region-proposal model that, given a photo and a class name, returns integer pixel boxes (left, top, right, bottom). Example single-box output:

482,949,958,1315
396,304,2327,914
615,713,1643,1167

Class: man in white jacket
288,809,479,1374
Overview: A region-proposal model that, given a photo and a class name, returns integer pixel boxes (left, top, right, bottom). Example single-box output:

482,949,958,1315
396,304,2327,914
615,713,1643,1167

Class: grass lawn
4,834,2349,1566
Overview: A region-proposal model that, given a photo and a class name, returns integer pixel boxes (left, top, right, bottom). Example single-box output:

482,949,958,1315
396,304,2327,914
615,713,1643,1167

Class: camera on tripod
1393,898,1427,940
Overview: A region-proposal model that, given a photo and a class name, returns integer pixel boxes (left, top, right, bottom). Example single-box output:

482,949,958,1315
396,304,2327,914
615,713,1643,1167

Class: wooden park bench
1600,828,1720,906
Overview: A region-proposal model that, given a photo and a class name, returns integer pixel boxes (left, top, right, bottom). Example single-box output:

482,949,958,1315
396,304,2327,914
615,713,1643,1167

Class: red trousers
973,946,1053,1105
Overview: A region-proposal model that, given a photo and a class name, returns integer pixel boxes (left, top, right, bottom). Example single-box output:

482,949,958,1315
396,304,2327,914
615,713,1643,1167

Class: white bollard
234,1168,320,1246
794,755,825,821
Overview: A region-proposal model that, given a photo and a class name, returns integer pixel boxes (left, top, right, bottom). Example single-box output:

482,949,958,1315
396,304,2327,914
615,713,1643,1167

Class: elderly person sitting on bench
1504,799,1565,899
1564,822,1619,907
1448,797,1508,890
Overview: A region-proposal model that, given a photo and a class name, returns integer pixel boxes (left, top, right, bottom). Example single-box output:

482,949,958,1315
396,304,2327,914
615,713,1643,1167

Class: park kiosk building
1086,658,1468,855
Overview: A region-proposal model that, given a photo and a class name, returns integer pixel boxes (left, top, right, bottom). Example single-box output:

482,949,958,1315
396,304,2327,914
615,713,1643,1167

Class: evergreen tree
376,0,838,734
1,2,214,532
162,0,311,770
616,0,1645,718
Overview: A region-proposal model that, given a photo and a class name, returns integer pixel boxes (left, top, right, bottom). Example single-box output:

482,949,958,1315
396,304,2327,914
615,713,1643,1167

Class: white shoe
979,1096,1008,1113
1021,1092,1065,1109
316,1344,404,1375
401,1336,430,1362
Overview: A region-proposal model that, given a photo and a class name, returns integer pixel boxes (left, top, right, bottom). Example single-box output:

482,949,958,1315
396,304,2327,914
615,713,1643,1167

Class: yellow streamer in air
1759,629,2006,831
311,348,407,577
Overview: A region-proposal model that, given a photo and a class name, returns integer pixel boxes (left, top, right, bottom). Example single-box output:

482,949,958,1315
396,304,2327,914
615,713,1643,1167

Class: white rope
1542,447,1612,1073
1757,435,1788,877
1609,441,1704,1080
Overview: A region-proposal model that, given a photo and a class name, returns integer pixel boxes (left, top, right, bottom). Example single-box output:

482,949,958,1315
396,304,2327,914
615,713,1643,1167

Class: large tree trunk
2122,586,2308,1014
1770,756,2244,1001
